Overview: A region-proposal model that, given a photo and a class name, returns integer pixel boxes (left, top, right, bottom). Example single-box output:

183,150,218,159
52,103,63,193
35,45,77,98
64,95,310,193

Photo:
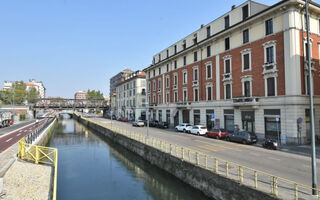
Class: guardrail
25,118,55,144
18,138,58,200
80,115,320,200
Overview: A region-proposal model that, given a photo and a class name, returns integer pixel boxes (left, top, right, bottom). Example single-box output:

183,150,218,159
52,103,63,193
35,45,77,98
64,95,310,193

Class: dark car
206,128,228,139
226,131,258,144
157,121,168,129
112,115,117,120
150,120,159,127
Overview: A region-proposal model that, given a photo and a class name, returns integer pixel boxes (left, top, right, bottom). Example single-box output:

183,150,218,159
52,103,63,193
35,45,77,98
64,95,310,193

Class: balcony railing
222,73,232,81
262,62,277,75
193,80,199,86
232,96,259,107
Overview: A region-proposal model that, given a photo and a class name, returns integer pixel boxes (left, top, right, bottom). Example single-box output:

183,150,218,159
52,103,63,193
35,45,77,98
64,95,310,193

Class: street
94,117,320,187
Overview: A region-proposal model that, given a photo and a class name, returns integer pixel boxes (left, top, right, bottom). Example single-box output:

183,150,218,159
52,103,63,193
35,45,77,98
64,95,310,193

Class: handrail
18,138,58,200
80,115,320,200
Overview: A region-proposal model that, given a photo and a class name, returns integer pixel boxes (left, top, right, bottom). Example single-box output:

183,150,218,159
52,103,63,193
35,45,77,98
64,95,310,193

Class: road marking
5,138,12,142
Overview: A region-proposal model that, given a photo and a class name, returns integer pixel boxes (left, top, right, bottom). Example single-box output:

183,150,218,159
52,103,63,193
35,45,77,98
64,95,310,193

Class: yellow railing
80,115,320,200
18,138,58,200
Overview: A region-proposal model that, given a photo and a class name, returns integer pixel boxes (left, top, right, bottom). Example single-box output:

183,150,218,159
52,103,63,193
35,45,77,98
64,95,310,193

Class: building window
243,29,249,44
225,84,231,99
148,82,151,93
153,94,156,103
159,54,161,61
265,18,273,35
224,15,229,29
158,93,161,104
225,37,230,51
166,76,170,88
153,80,156,91
174,45,177,54
193,67,198,82
225,59,231,74
148,71,150,79
174,91,178,102
174,60,177,69
159,67,161,75
183,70,188,84
174,73,178,86
166,49,169,58
206,64,212,79
207,85,212,101
207,45,211,57
183,88,188,102
183,56,187,66
267,77,275,96
166,64,169,72
193,37,197,45
158,79,161,90
183,41,186,50
207,26,211,38
166,92,170,103
242,5,249,20
194,51,198,62
242,52,250,71
266,46,274,64
153,70,155,77
244,81,251,97
194,88,199,101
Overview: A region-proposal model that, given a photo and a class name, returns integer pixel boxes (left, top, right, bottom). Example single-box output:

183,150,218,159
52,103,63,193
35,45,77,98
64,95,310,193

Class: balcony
262,62,277,75
173,85,178,90
192,80,199,86
232,96,260,108
175,101,191,109
222,73,232,82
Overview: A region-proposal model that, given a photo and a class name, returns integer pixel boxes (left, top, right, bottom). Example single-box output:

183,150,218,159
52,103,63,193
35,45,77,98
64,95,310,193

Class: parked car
226,131,258,144
157,121,168,129
175,123,192,132
149,120,159,127
206,128,229,139
132,120,145,127
121,117,129,122
189,125,208,136
112,115,117,120
185,125,193,133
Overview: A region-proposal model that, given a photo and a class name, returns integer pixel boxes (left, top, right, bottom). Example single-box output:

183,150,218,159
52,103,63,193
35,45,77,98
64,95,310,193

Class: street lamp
305,0,317,195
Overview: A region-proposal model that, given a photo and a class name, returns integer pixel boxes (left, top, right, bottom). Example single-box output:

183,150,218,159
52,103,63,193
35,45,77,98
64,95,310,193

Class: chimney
231,5,236,10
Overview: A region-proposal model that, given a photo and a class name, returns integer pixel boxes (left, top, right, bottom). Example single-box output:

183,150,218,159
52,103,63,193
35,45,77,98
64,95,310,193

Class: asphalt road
0,120,36,137
0,119,47,153
94,117,320,188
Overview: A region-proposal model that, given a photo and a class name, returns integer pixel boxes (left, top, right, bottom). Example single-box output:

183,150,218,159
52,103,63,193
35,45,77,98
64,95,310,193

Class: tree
0,90,13,104
86,89,104,100
13,81,27,104
27,87,39,104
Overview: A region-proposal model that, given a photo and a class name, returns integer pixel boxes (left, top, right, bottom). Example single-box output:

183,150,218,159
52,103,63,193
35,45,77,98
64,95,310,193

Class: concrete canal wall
75,115,278,200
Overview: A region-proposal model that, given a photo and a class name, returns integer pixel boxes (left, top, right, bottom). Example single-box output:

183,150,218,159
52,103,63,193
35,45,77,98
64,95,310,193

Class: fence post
188,150,191,162
254,171,258,189
238,166,243,183
214,158,218,173
35,146,39,164
226,162,229,177
195,152,199,165
181,147,184,160
273,176,278,197
205,155,208,169
160,141,163,151
170,144,173,154
294,184,298,200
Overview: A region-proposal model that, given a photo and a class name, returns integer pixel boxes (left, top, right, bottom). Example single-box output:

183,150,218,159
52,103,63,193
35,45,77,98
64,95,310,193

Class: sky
0,0,316,98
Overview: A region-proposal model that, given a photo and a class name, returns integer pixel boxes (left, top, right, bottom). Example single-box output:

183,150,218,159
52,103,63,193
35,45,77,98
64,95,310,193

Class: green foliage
27,87,39,103
86,89,104,100
0,90,13,104
13,81,27,104
19,114,26,121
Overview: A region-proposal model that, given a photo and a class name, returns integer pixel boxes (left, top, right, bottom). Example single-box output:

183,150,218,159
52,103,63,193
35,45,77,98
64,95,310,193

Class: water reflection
48,118,212,200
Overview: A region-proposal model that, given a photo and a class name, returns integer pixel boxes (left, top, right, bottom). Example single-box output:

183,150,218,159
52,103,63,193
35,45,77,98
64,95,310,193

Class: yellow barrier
80,115,320,200
18,138,58,200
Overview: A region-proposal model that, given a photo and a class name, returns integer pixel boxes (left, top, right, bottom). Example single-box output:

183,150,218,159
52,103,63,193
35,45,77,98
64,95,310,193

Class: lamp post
146,101,149,138
305,0,317,195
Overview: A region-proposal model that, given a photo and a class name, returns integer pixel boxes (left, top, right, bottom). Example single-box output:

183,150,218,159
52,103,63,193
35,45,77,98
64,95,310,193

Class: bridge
33,98,109,110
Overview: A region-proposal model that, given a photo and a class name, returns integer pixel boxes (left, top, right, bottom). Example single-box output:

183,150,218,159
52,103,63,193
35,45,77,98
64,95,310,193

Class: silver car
132,120,145,127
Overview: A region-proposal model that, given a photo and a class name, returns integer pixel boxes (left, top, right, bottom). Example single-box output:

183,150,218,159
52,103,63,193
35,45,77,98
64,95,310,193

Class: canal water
48,117,211,200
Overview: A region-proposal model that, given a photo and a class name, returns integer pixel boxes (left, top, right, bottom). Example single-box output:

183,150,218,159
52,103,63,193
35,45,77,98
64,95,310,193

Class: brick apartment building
144,0,320,144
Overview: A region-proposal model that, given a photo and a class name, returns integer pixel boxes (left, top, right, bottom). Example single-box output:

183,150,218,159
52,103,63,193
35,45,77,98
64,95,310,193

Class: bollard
204,155,208,169
214,158,218,174
195,152,199,165
226,162,229,177
238,166,243,183
254,171,258,189
181,147,184,160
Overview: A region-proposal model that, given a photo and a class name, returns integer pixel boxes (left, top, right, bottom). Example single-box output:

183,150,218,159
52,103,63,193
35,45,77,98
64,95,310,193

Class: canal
48,117,211,200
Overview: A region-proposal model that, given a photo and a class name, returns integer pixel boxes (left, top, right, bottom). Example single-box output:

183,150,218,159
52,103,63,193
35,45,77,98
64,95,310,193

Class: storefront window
193,110,200,125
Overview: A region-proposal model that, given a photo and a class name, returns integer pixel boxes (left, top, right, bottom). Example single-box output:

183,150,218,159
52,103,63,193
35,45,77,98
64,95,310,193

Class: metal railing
18,138,58,200
25,118,55,144
80,115,320,200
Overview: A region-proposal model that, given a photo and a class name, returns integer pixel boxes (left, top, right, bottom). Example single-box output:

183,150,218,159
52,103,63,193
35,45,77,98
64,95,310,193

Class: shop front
166,110,170,125
193,110,201,125
158,110,162,122
264,109,281,140
241,111,255,134
182,110,190,123
224,109,234,133
206,109,214,130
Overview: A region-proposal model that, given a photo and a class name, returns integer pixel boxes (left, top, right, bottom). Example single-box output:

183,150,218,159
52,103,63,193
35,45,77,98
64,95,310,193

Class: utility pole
146,101,149,138
305,0,317,195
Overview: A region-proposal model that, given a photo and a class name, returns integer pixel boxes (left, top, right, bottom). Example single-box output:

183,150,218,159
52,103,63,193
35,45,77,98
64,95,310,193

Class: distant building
116,70,147,120
109,68,133,98
25,79,46,99
74,91,87,100
2,81,13,90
